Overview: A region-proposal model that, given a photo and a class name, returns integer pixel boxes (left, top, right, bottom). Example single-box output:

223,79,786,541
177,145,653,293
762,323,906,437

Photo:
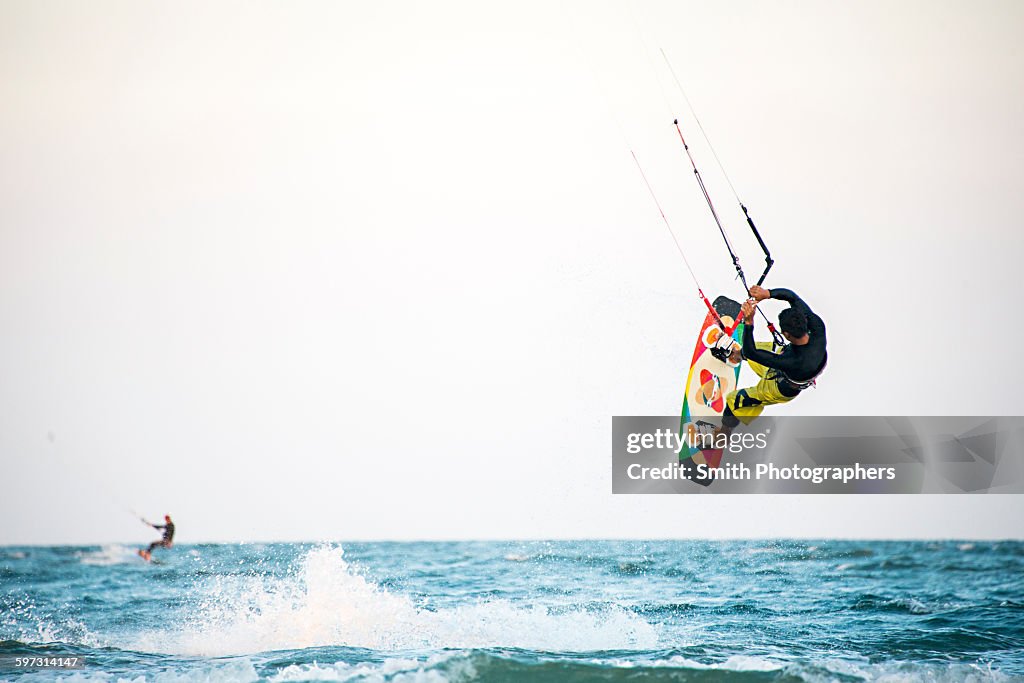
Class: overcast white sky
2,1,1022,545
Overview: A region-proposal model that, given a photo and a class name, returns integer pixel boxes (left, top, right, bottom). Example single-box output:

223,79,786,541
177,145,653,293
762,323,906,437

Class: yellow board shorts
724,342,796,425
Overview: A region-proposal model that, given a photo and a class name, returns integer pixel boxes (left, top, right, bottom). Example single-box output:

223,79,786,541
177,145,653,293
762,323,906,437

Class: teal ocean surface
1,540,1022,681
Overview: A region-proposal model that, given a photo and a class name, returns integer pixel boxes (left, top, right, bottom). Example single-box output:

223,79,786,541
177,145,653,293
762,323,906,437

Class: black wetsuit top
741,288,827,397
153,522,175,543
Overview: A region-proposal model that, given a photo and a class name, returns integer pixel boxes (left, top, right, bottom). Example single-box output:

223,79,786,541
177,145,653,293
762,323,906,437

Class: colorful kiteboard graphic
679,296,744,484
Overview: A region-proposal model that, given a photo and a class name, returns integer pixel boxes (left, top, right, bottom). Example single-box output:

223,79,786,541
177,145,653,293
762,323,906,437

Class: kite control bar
742,204,775,287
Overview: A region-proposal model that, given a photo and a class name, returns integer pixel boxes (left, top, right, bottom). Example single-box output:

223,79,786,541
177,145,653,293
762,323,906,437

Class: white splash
77,544,137,566
138,545,659,656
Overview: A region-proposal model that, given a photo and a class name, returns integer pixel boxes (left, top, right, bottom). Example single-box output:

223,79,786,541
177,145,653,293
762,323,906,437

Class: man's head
165,515,172,523
778,307,809,343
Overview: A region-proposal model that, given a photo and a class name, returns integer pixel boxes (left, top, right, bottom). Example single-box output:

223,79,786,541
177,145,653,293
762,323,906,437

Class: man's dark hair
778,307,808,338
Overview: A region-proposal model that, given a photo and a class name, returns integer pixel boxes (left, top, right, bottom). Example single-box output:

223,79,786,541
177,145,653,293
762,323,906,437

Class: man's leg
722,373,796,430
722,342,784,431
744,341,779,379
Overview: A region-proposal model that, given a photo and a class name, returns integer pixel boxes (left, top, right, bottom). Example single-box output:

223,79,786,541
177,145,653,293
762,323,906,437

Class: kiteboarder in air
138,515,174,561
720,285,827,433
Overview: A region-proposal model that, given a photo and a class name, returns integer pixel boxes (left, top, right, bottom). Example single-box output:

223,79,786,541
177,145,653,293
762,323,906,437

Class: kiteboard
679,296,744,485
138,552,165,565
137,549,160,564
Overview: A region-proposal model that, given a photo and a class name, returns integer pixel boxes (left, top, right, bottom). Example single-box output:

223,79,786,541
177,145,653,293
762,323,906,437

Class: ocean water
1,540,1022,682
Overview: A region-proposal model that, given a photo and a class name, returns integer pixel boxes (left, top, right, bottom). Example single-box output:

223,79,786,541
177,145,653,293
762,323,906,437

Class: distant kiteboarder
138,515,174,561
